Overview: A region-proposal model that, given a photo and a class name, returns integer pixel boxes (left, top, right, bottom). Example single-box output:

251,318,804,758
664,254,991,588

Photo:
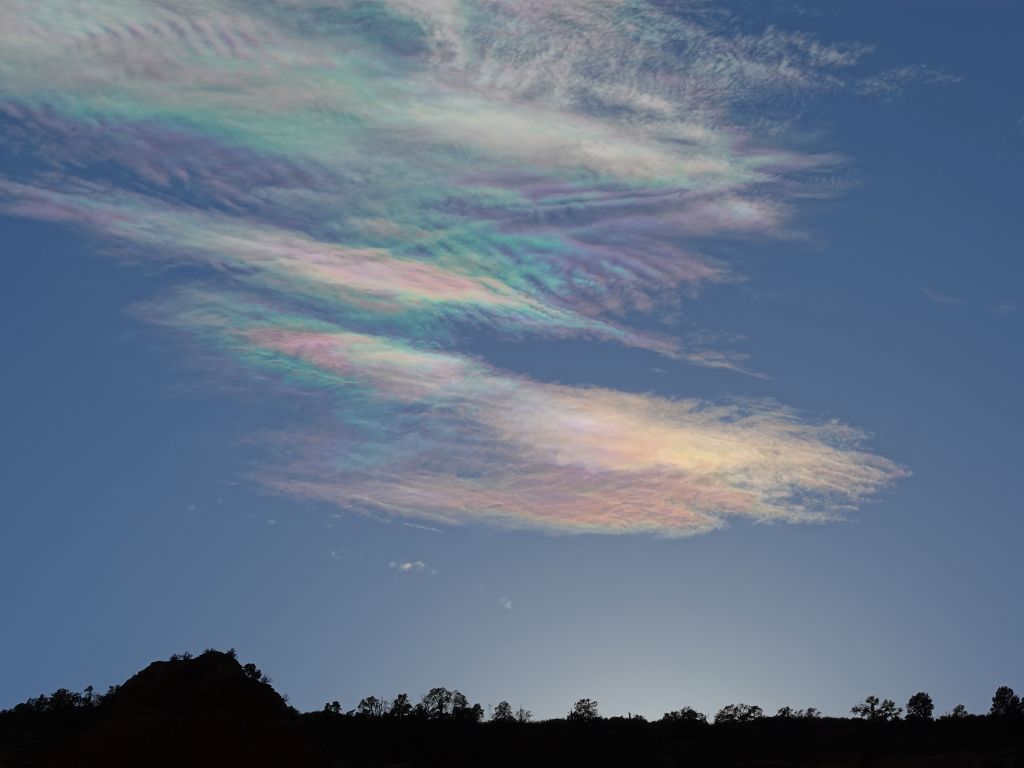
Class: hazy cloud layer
0,0,908,535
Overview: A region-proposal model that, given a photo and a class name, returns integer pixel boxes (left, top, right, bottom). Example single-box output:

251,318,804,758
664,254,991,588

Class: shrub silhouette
241,663,271,686
940,704,970,720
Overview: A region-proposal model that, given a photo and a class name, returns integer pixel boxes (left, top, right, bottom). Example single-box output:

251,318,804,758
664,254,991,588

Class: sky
1,0,1022,720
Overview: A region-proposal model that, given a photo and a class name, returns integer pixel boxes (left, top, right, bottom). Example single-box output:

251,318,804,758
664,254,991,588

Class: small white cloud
389,560,437,575
991,301,1020,316
498,597,512,611
266,519,277,525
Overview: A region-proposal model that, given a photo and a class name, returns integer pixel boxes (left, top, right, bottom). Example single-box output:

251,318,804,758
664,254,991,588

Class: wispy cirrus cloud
0,0,911,535
920,287,964,306
856,64,962,98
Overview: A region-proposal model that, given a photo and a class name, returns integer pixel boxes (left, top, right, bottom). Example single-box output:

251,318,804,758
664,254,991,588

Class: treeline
7,648,1022,727
4,650,1023,767
314,687,1022,725
321,689,527,723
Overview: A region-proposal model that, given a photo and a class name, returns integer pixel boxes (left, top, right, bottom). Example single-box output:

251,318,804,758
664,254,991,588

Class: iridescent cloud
245,327,903,536
0,0,907,534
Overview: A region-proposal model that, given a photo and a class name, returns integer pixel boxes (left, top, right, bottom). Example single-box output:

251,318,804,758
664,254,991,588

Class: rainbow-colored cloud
0,0,905,535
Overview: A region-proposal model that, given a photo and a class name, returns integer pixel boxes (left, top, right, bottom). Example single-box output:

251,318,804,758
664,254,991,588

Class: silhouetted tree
443,691,481,722
323,701,342,715
852,695,879,719
31,690,70,712
989,686,1021,717
714,703,763,723
515,706,532,723
876,698,902,721
356,696,386,717
661,707,707,724
568,698,600,721
852,695,901,722
49,689,77,711
940,704,969,720
775,707,822,719
906,692,934,721
492,701,515,722
421,687,454,719
389,693,412,718
880,700,902,721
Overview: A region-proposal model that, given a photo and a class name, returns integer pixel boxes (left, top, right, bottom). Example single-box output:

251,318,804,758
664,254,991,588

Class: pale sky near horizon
1,0,1022,720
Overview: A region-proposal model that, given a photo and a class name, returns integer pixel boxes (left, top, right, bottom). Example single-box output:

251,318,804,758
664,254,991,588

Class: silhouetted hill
0,651,327,768
2,650,1022,767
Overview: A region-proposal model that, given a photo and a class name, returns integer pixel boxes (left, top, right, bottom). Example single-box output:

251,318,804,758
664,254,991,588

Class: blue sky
1,1,1022,719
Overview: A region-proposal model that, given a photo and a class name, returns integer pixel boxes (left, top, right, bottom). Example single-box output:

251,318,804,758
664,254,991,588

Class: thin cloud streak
920,287,964,306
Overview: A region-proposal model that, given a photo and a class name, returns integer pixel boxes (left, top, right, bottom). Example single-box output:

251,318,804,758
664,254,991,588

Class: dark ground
2,651,1021,767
